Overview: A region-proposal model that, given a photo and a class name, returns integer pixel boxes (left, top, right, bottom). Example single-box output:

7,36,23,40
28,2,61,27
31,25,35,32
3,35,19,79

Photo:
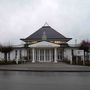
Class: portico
29,41,60,63
21,25,72,63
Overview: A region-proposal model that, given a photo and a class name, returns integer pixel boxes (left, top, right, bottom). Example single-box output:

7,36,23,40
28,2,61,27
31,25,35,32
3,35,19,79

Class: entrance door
35,49,54,62
40,49,44,62
46,49,49,62
57,50,61,61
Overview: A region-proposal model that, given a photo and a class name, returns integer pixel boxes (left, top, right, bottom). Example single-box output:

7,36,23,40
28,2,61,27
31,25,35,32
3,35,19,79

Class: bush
77,61,83,65
18,61,22,64
63,58,90,66
0,60,22,65
0,60,6,65
85,60,90,66
63,59,70,64
72,60,90,66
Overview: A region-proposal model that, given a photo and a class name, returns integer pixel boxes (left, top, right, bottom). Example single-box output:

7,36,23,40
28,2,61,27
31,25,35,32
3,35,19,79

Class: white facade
64,48,72,62
0,43,90,63
0,52,4,61
0,25,89,64
0,48,27,61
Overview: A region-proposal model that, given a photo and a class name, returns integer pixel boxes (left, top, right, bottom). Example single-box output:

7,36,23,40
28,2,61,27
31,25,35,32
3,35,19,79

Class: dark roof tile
21,26,72,41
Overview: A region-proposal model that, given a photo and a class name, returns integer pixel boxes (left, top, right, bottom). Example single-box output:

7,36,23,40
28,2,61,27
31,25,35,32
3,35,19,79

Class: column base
32,60,35,63
70,61,72,64
54,60,57,63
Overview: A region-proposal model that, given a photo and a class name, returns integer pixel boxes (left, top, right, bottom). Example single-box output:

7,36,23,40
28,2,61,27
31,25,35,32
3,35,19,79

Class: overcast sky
0,0,90,45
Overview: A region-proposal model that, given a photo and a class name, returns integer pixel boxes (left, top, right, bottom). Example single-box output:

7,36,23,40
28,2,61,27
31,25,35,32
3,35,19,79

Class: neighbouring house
0,24,90,64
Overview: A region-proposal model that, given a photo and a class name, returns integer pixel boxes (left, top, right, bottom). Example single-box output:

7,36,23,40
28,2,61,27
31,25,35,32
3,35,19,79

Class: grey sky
0,0,90,45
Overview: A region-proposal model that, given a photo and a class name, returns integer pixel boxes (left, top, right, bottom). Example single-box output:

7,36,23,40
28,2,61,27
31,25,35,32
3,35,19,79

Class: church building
0,24,88,64
20,24,72,63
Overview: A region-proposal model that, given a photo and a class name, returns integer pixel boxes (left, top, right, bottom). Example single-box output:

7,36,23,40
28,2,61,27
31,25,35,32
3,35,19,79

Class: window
8,52,10,60
15,50,17,59
20,50,22,59
31,41,37,44
54,41,65,44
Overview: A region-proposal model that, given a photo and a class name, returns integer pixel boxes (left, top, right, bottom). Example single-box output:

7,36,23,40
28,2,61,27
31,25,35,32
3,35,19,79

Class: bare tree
0,45,13,63
79,40,90,61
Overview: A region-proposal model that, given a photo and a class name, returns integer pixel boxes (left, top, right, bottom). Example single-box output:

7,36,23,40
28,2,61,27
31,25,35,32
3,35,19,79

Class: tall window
8,52,10,60
46,49,49,61
20,49,22,59
15,50,17,59
39,49,44,61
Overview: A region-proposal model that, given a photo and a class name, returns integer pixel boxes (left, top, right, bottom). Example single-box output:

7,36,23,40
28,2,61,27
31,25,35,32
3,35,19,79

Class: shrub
85,60,90,66
0,60,22,65
63,58,70,64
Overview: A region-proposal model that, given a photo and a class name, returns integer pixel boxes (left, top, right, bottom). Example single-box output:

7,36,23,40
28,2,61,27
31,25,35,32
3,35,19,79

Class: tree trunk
4,53,7,63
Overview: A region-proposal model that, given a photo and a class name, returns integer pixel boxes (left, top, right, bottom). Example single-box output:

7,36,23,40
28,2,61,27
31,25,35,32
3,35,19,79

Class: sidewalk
0,62,90,72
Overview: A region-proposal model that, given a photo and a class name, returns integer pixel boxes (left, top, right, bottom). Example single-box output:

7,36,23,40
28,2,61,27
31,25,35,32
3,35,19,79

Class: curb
0,69,90,72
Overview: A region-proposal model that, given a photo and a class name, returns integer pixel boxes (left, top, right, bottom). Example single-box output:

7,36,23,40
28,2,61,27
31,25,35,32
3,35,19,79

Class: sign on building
74,50,84,56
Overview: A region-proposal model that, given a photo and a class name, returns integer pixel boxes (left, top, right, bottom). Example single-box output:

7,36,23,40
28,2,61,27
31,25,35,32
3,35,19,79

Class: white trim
29,41,60,48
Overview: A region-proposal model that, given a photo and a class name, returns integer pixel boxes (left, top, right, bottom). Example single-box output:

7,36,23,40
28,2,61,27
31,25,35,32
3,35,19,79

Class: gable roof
21,26,72,42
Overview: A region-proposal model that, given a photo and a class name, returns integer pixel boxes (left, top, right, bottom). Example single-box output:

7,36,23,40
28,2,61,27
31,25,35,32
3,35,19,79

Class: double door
35,49,54,62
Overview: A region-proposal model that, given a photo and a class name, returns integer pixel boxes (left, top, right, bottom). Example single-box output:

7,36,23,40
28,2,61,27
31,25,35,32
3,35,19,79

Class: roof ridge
43,22,49,26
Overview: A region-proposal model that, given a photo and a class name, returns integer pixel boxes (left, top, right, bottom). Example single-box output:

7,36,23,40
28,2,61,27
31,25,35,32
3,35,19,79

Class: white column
44,49,46,62
54,48,57,63
27,49,29,61
16,56,18,64
32,48,35,63
70,56,72,64
39,49,40,62
70,50,72,64
34,49,36,62
49,49,52,62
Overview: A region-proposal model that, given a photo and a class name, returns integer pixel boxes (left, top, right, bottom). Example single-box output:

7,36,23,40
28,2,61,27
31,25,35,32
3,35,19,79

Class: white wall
64,48,85,62
0,52,4,61
21,49,27,57
0,48,27,61
64,48,72,61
